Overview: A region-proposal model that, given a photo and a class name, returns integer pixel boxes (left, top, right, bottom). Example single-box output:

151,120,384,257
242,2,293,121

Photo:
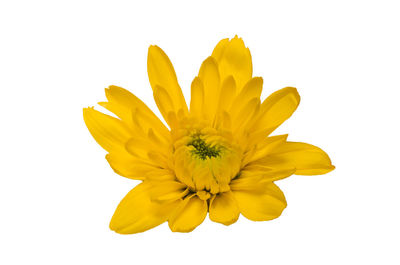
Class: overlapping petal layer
110,182,180,234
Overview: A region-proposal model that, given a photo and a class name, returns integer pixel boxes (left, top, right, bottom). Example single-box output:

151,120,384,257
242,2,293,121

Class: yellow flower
83,36,334,234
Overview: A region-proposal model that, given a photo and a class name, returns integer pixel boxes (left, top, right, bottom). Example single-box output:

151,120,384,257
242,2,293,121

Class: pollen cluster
188,135,221,160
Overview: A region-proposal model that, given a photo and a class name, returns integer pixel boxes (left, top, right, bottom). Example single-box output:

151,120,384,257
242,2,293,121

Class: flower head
83,36,334,234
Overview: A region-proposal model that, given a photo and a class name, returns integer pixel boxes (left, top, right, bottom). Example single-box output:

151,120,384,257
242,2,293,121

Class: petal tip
148,45,165,57
82,107,94,115
203,56,218,65
327,164,336,172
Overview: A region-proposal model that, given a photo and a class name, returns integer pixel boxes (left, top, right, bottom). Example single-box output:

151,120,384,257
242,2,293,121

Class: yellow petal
147,45,188,114
242,134,288,165
132,107,170,142
153,85,176,128
229,78,262,124
231,77,263,111
125,134,169,160
166,111,179,129
168,194,208,232
212,36,252,92
105,85,142,108
230,168,295,191
110,182,180,234
211,38,229,61
106,153,164,180
147,150,170,169
147,128,170,152
268,142,335,175
98,101,132,129
217,76,236,112
147,180,188,202
125,137,152,158
190,77,204,118
214,76,236,128
232,98,260,133
252,87,300,136
198,56,220,121
83,108,131,153
104,85,151,123
233,183,287,221
99,86,170,140
220,111,232,130
145,168,176,181
209,191,239,225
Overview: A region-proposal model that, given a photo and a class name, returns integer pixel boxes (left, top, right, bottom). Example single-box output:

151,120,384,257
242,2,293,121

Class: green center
188,136,221,160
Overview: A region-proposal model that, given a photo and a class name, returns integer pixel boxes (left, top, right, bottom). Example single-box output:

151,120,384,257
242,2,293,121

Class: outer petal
148,180,188,202
190,77,204,118
83,108,131,153
125,136,170,160
229,77,263,124
242,134,288,166
99,86,170,143
110,182,180,234
147,45,188,114
215,76,236,129
209,191,239,225
153,85,176,127
230,168,295,191
217,76,236,113
211,38,229,61
268,142,335,175
251,87,300,138
212,36,252,92
232,98,260,134
168,195,208,232
106,153,165,180
198,56,220,121
231,77,263,112
233,183,287,221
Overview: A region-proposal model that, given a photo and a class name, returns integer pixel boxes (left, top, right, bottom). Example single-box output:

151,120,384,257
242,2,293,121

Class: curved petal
99,86,170,142
125,137,152,159
110,182,180,234
97,100,132,129
215,76,236,129
148,180,188,202
212,36,252,91
198,56,220,121
209,191,239,225
190,77,204,118
242,134,288,166
232,98,260,134
106,153,167,180
268,142,335,175
233,183,287,221
147,45,188,114
211,38,229,61
153,85,176,128
168,195,208,232
231,77,263,112
230,168,295,191
83,108,131,154
251,87,300,137
217,76,236,112
229,77,263,124
125,136,169,159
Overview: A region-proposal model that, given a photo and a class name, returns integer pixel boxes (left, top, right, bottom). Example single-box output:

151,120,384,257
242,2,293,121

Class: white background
1,0,399,264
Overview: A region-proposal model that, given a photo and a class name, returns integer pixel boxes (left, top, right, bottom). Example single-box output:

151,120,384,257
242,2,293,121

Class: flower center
188,135,221,160
173,126,242,194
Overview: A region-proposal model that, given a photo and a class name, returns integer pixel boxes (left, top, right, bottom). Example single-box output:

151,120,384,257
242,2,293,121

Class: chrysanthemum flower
83,36,334,234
